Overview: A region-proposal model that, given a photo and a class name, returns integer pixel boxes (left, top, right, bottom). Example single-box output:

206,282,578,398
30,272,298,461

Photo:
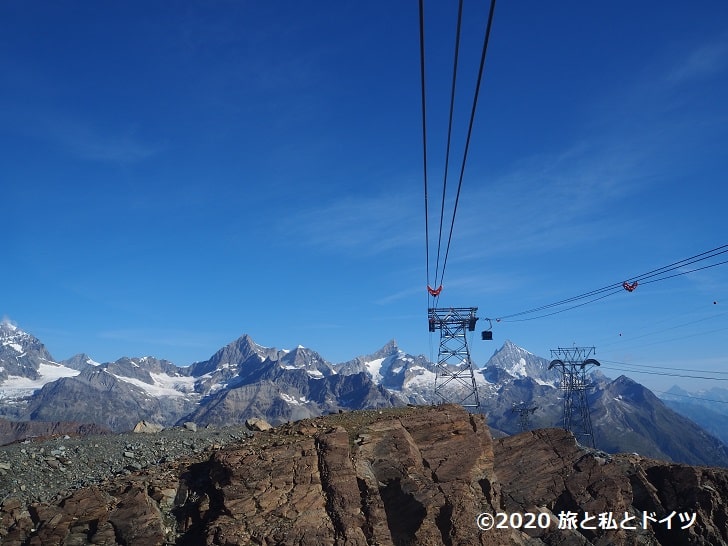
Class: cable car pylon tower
512,402,538,432
548,346,600,448
429,307,480,407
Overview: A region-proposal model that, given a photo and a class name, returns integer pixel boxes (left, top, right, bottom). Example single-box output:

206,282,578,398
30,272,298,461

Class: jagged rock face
495,428,728,545
0,322,55,381
189,405,502,545
3,405,727,545
485,340,559,385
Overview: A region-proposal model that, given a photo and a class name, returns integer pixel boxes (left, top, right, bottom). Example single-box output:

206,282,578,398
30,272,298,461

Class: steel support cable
614,325,728,351
503,249,728,320
501,260,728,322
433,0,464,292
638,258,728,285
419,0,431,294
438,0,497,289
496,244,728,321
502,289,624,322
595,311,727,350
600,358,728,376
653,390,728,405
620,245,728,288
599,365,728,381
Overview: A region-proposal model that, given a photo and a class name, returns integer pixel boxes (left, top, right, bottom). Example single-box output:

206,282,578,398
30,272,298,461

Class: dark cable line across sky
599,364,728,382
600,358,728,376
419,0,431,310
653,390,728,405
606,325,728,353
420,0,498,304
594,311,727,351
492,244,728,322
437,0,497,292
433,0,464,291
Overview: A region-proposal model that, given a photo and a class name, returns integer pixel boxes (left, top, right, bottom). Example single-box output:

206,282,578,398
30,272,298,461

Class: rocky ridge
1,404,727,545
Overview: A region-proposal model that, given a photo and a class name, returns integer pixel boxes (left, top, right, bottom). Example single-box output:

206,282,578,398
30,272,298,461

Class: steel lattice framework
512,402,538,432
428,307,479,407
548,346,600,448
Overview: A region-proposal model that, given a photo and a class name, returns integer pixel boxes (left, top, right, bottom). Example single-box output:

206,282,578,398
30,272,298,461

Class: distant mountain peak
0,320,55,366
229,334,271,356
1,320,28,342
665,385,690,396
500,340,533,354
61,353,100,371
0,319,19,333
372,340,399,358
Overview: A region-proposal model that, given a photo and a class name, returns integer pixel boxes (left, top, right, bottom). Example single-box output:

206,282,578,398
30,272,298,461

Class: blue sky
2,1,727,394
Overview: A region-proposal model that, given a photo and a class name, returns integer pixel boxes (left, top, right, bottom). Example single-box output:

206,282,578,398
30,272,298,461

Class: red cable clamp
427,285,443,296
622,281,639,292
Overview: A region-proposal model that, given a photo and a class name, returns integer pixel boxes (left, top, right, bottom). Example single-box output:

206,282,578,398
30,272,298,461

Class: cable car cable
438,0,497,290
419,0,432,294
494,244,728,322
433,0,464,292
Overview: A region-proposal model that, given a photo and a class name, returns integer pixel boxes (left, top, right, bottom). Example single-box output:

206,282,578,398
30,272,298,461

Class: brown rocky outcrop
133,420,165,433
1,405,727,545
0,418,110,446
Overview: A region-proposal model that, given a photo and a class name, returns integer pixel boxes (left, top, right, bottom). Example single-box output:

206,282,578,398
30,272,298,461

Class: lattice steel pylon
512,402,538,432
548,346,600,448
428,307,479,407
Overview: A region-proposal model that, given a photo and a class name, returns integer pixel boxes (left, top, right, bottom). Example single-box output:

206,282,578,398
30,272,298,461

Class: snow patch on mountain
280,392,309,406
365,357,387,383
2,342,23,353
506,357,528,378
0,362,80,400
110,372,198,398
403,366,436,387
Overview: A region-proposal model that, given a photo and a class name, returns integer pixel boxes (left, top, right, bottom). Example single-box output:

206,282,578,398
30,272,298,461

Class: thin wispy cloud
43,117,162,164
5,105,162,164
374,286,422,306
281,190,421,256
667,40,728,85
446,140,653,261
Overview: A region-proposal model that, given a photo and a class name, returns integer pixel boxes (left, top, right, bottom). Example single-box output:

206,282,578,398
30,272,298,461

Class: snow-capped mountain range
0,321,79,401
2,320,727,467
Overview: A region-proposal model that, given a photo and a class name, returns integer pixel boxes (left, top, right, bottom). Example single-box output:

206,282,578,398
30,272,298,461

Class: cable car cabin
481,330,493,340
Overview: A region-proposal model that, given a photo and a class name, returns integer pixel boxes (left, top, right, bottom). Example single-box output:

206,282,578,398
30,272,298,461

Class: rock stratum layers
1,404,727,545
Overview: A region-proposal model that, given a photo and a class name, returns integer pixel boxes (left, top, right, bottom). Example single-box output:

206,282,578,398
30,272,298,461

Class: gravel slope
0,424,254,506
